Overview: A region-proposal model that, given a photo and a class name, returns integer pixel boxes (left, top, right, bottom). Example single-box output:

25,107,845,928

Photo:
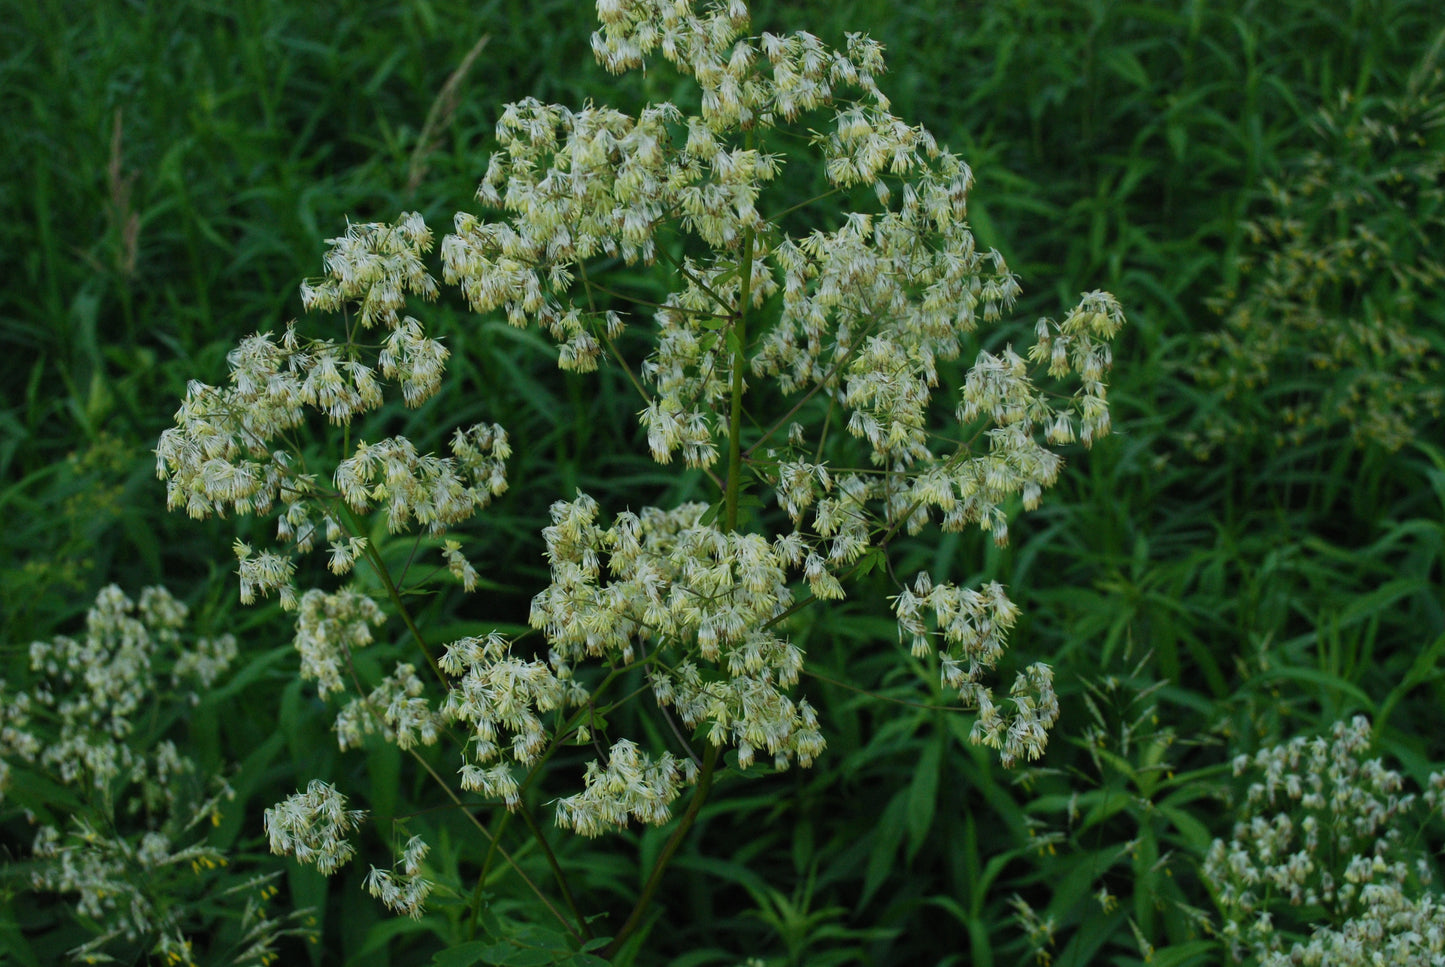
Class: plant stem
339,503,444,686
409,750,581,942
601,743,720,959
604,218,756,955
725,227,754,532
519,806,592,939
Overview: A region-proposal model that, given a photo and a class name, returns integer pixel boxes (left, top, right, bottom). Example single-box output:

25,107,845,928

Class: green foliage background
2,0,1442,964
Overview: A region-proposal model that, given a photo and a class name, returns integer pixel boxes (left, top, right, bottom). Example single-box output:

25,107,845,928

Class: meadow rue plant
154,0,1124,951
1205,716,1445,965
0,585,309,965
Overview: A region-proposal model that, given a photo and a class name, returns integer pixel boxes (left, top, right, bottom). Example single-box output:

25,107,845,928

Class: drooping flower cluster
531,495,825,773
438,632,570,809
555,739,698,837
336,661,444,751
1205,716,1445,964
9,586,232,798
365,835,435,919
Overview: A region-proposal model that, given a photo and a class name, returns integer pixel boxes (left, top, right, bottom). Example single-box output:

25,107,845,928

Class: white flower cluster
30,820,234,964
292,586,388,699
0,585,305,964
336,661,444,751
555,739,698,837
365,835,435,919
7,586,233,796
432,0,1122,775
531,495,825,775
892,576,1057,766
1205,716,1445,964
264,779,366,875
160,0,1126,895
155,211,509,610
439,632,569,810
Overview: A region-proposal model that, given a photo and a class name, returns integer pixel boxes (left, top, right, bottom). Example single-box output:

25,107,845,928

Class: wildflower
6,585,303,963
157,1,1125,937
365,836,434,919
1205,716,1443,964
554,740,697,837
264,780,366,875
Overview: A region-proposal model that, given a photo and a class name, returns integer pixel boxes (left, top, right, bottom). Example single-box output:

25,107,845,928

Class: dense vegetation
2,0,1442,965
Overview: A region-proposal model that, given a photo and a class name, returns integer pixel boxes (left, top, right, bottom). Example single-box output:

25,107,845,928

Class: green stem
338,503,444,686
408,750,581,941
601,743,720,960
604,218,757,955
519,806,592,939
725,227,755,532
466,666,627,940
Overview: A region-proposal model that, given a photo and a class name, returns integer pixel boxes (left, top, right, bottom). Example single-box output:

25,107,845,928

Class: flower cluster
439,631,570,809
337,661,444,751
531,496,825,774
555,739,698,837
1,585,304,965
1204,716,1445,964
154,212,509,612
892,574,1058,766
365,835,435,919
158,0,1125,931
263,779,366,876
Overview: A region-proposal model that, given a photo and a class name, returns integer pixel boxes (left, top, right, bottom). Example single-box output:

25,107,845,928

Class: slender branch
602,742,720,959
519,806,593,939
338,503,446,687
409,750,582,942
725,227,755,533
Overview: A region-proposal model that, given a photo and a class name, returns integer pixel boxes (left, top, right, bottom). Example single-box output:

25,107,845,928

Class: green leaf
1148,940,1219,966
859,790,908,909
431,941,490,967
905,736,940,863
1377,631,1445,733
503,949,566,966
366,739,402,831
